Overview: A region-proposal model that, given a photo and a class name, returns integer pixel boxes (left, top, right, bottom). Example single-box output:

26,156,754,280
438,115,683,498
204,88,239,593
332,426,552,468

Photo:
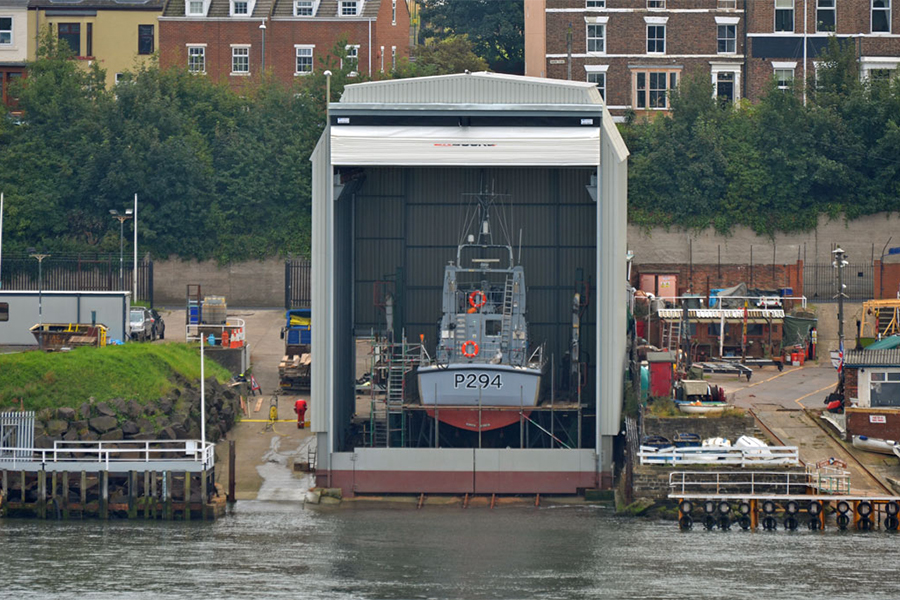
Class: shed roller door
330,126,600,166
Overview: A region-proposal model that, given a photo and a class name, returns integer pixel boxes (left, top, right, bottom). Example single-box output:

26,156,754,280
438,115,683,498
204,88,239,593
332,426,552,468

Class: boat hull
418,364,541,431
852,435,899,455
676,402,728,415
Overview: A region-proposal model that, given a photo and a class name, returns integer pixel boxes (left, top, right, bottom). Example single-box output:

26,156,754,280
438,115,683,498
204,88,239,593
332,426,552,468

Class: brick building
0,0,27,106
159,0,410,89
525,1,900,119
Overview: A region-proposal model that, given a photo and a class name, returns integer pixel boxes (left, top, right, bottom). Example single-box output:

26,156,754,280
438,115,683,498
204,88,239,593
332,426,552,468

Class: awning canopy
330,126,601,166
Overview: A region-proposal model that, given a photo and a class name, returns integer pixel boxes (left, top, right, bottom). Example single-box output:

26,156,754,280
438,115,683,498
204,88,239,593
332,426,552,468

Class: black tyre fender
836,514,850,529
679,515,693,530
738,515,752,530
808,517,821,531
884,515,899,531
784,516,799,531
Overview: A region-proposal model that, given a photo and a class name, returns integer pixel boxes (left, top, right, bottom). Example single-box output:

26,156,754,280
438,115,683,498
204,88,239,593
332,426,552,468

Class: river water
1,501,898,600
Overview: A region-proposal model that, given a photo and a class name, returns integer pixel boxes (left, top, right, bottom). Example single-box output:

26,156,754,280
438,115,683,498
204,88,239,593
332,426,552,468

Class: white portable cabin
0,291,132,345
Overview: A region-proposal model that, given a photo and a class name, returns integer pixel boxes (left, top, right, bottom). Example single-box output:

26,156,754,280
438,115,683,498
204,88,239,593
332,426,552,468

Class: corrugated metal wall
352,166,597,396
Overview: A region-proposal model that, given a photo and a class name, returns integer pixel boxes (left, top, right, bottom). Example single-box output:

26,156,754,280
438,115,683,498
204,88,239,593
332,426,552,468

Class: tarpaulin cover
782,315,817,348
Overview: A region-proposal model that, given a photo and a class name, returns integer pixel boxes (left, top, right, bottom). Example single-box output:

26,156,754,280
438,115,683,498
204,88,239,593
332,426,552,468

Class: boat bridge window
485,319,501,337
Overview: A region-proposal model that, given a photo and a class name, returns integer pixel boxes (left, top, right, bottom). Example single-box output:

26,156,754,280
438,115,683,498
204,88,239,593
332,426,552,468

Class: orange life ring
469,290,486,309
461,340,479,358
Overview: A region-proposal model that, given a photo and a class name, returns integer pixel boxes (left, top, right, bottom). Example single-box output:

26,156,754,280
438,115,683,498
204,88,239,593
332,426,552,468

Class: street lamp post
28,248,50,350
832,246,848,397
110,209,133,291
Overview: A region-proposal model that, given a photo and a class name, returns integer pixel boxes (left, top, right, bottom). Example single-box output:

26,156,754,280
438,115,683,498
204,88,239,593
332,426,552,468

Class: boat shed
310,72,629,495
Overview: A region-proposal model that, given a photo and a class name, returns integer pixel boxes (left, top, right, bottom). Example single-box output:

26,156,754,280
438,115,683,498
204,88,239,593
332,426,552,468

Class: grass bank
0,343,231,412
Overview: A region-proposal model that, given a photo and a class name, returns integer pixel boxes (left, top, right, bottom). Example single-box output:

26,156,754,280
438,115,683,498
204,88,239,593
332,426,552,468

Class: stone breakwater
29,376,244,447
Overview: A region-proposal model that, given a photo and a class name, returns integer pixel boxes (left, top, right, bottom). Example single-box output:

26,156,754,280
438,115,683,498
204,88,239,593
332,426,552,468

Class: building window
587,24,605,53
295,0,314,15
870,371,900,407
295,46,313,74
648,0,665,7
586,0,605,6
58,23,80,55
873,0,891,33
716,71,735,102
816,0,835,32
188,0,204,15
188,46,206,73
380,45,384,71
775,67,794,90
0,302,8,322
718,0,736,7
340,1,358,16
587,72,606,100
391,45,396,70
138,25,154,55
343,44,359,72
635,70,678,109
775,0,794,32
86,22,93,56
647,25,665,54
232,46,249,74
233,0,249,14
392,0,396,24
0,17,12,45
717,24,736,54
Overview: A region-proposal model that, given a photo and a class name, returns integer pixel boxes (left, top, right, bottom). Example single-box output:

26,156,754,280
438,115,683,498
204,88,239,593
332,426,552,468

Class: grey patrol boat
418,190,544,432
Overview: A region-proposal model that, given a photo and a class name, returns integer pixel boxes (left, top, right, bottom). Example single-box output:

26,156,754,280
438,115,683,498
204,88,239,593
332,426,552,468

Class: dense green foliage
0,33,325,262
418,0,524,74
622,41,900,236
0,343,230,411
1,37,898,263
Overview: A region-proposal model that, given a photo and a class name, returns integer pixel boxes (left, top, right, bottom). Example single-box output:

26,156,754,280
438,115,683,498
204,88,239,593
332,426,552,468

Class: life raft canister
468,290,487,309
461,340,479,358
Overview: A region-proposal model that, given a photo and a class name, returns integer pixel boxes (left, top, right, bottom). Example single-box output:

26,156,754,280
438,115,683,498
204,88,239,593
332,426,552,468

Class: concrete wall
643,414,764,444
153,257,285,308
628,213,900,266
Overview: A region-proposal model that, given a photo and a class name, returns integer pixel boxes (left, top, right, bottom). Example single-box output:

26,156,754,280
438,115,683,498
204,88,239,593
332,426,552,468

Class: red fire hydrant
294,398,308,429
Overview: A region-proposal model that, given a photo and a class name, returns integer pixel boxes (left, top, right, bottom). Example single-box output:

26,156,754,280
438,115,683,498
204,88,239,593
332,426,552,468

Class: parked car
129,307,153,342
149,308,166,341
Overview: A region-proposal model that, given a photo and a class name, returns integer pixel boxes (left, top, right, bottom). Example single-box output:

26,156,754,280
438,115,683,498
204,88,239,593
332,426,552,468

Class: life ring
461,340,479,358
468,290,487,309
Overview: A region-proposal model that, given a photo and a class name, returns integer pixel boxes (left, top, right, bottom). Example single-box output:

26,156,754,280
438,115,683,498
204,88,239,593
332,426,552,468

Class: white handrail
639,445,800,466
0,439,214,469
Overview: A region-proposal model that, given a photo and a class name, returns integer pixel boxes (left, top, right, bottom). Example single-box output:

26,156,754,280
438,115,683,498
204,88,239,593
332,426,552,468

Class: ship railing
527,344,545,369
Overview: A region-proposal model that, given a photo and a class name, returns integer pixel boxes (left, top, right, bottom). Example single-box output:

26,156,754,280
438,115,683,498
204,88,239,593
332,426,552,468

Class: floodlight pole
0,192,4,290
29,250,51,350
200,332,206,461
133,194,138,302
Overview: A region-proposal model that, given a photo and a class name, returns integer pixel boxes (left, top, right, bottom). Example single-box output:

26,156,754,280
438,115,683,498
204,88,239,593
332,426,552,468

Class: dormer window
186,0,209,16
294,0,317,16
230,0,256,16
340,1,359,16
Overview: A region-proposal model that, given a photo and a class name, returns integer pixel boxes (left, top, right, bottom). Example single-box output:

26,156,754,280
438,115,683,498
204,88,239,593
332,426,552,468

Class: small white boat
734,435,773,458
852,434,899,455
676,401,728,415
702,437,731,448
894,444,900,460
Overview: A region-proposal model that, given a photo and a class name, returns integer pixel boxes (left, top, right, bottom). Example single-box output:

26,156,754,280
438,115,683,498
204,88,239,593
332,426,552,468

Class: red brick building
159,0,409,88
525,1,900,119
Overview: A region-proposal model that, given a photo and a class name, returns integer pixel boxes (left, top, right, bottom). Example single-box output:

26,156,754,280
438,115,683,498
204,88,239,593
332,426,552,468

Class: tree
393,36,489,78
419,0,523,74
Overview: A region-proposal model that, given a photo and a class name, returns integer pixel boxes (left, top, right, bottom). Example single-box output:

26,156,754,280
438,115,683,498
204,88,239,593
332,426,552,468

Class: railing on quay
185,317,246,346
639,445,800,466
667,469,845,498
0,439,214,471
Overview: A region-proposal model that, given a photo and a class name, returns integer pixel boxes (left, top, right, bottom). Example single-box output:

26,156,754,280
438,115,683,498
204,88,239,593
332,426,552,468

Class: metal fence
0,254,153,305
285,258,312,309
803,262,873,303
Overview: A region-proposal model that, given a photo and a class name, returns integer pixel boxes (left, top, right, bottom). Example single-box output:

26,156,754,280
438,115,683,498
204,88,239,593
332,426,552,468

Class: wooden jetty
0,440,224,520
669,469,900,532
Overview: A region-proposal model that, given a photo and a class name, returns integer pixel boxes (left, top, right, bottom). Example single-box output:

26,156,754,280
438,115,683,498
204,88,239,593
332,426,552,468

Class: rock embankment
30,377,243,447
